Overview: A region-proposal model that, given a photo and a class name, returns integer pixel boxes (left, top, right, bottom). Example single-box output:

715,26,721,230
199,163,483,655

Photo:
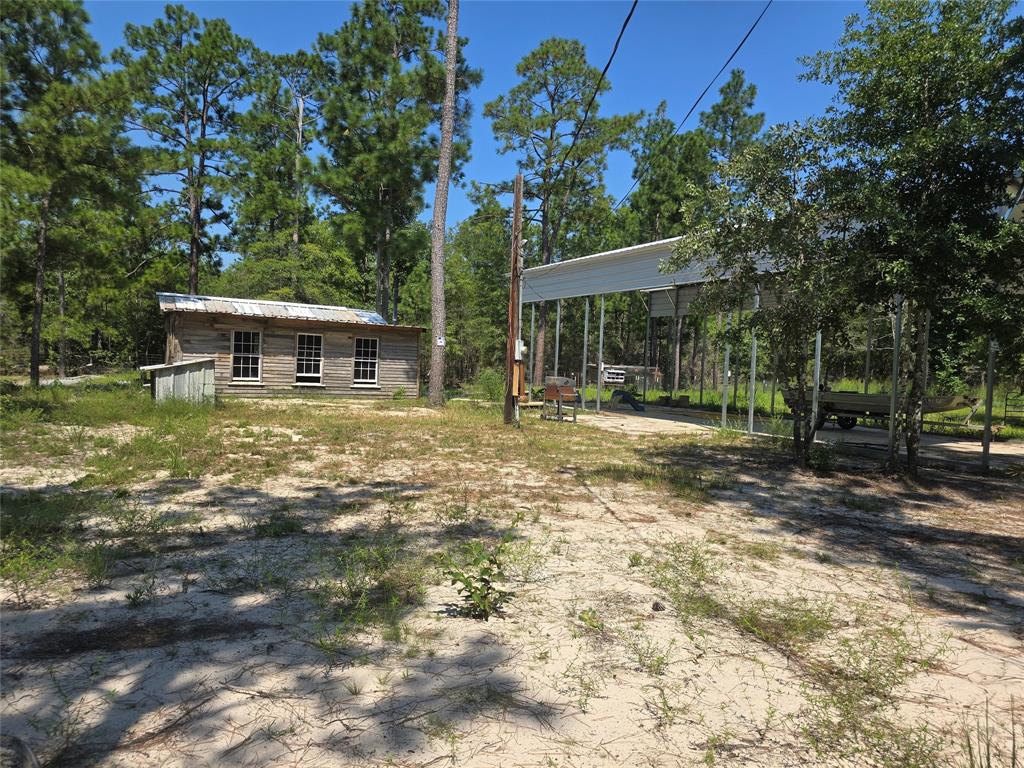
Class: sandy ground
2,402,1023,767
585,404,1024,470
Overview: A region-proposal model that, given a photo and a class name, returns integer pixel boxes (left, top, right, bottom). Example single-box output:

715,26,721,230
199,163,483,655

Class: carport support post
581,298,589,408
642,310,651,403
553,300,561,377
747,287,760,434
529,304,536,387
596,295,605,414
770,348,779,416
721,315,731,429
810,330,822,436
887,295,903,465
864,310,873,394
699,316,707,406
982,338,997,471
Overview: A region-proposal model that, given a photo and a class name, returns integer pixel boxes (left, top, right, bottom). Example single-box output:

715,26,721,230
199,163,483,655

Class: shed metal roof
156,293,421,330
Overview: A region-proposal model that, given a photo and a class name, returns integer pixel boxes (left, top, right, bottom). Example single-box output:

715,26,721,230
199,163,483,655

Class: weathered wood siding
169,313,421,398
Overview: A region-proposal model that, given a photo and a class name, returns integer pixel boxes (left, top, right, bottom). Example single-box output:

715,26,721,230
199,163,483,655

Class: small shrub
467,368,505,403
578,607,605,632
628,552,644,568
74,542,114,588
392,387,406,400
443,539,512,620
808,442,837,473
124,575,158,608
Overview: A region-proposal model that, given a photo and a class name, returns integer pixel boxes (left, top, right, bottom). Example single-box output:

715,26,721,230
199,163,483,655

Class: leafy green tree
114,4,256,295
485,37,634,383
670,125,859,467
315,0,479,322
804,0,1024,474
1,0,137,384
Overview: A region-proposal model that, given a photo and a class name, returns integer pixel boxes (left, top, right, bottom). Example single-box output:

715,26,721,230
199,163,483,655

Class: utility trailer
782,390,978,430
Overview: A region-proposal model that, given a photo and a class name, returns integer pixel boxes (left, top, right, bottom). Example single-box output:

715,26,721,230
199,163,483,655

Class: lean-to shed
157,293,422,398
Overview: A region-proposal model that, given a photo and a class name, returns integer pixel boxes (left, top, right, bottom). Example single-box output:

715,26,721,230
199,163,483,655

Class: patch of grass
312,526,427,632
253,512,305,538
961,698,1020,768
622,626,673,676
801,619,947,768
735,597,836,653
586,463,726,503
730,539,783,562
1,539,67,607
503,537,548,583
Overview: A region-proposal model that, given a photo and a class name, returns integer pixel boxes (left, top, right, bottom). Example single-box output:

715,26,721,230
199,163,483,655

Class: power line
613,0,773,211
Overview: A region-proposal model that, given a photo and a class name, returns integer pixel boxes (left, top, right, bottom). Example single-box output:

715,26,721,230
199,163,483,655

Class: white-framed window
353,337,379,385
231,330,262,381
295,333,323,385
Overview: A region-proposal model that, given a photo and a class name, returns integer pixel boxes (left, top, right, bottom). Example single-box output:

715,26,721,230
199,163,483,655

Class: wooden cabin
158,293,422,398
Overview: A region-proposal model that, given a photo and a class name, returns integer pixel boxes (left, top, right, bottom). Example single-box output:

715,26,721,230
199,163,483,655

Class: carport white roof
522,238,701,303
521,237,774,303
156,292,401,327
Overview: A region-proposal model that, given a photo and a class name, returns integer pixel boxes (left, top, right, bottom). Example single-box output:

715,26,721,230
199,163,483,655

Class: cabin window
295,333,323,385
353,337,379,385
231,330,261,381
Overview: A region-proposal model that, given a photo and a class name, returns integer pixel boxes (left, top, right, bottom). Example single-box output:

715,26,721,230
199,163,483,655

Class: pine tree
484,38,634,383
315,0,479,322
114,4,256,294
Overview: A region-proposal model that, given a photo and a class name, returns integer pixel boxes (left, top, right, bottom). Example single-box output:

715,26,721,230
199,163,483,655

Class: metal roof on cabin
156,293,417,329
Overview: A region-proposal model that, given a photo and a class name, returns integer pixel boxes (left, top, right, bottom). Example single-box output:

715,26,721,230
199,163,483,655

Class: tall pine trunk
188,186,201,294
30,191,51,387
293,94,304,258
428,0,460,406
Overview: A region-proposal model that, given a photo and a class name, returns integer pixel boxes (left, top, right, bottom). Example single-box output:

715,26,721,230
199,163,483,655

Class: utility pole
504,173,524,425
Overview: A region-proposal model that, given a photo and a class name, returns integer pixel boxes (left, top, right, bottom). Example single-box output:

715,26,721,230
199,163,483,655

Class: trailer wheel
837,416,857,430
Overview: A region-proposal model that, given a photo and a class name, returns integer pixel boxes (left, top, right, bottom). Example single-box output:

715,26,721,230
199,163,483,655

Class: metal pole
699,316,706,406
810,330,822,437
770,347,778,416
553,299,561,377
581,298,589,409
642,310,651,404
982,338,997,471
888,295,903,464
721,315,731,429
747,287,760,434
528,304,535,387
596,295,605,414
864,310,873,394
671,288,681,397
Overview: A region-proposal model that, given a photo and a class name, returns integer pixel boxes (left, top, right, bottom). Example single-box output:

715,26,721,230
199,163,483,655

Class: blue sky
84,0,861,229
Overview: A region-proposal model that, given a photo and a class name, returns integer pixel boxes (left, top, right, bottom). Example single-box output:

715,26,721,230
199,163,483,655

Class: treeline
0,0,776,386
2,0,1021,412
